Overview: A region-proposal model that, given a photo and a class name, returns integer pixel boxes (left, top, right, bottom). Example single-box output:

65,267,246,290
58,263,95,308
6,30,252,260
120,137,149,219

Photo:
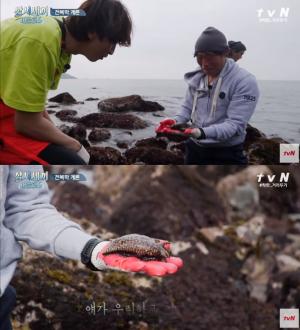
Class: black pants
185,139,248,165
30,144,86,165
0,286,16,330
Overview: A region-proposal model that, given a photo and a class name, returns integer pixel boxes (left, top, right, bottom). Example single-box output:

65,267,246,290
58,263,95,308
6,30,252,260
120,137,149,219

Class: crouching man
160,27,259,164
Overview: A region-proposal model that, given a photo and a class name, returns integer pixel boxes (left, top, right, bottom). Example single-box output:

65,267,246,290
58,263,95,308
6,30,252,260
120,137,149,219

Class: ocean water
48,79,300,145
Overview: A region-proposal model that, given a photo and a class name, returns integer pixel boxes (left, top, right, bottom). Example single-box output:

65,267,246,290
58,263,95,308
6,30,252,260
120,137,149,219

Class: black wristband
81,238,103,271
198,128,206,139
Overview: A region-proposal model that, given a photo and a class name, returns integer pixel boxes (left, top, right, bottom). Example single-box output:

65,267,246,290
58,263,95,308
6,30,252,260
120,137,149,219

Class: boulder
48,92,77,104
125,147,184,165
46,110,56,114
47,105,59,108
59,124,89,148
98,95,164,112
55,110,79,123
245,124,289,164
135,137,168,150
79,113,148,130
116,141,129,149
106,166,227,240
88,128,111,142
88,146,125,165
85,97,99,101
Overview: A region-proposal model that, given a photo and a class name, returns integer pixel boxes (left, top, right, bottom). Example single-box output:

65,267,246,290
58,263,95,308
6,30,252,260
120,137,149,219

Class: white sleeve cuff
90,241,110,270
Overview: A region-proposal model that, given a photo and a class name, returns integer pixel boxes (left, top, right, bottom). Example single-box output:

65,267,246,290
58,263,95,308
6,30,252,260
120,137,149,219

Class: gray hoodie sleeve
4,166,94,261
174,86,194,124
202,75,259,141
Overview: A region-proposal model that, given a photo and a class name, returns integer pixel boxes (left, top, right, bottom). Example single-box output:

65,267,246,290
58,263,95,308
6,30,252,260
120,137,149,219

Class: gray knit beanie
194,27,229,56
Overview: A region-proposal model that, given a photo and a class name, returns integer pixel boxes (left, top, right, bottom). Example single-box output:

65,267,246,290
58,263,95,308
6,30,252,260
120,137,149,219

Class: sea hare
103,234,170,261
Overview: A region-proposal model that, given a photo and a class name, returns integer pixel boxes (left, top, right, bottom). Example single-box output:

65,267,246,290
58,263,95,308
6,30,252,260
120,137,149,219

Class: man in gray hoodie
160,27,259,164
0,166,182,330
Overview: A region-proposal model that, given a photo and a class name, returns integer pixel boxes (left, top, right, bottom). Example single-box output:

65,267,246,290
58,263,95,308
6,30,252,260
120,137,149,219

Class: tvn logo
280,144,299,163
257,8,290,23
280,309,299,328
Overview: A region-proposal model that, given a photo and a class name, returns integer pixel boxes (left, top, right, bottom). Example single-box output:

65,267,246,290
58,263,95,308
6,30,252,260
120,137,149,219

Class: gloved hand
159,118,176,127
171,123,192,131
82,238,183,277
77,144,90,164
155,118,177,134
183,127,205,139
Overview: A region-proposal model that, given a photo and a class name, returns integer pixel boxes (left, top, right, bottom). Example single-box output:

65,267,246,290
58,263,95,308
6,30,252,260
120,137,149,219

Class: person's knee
38,144,87,165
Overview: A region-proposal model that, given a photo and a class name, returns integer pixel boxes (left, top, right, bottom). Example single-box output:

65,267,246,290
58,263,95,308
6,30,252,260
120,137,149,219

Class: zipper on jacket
204,85,212,126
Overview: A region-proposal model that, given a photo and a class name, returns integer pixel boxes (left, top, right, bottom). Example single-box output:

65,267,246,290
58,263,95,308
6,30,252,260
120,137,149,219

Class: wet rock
55,110,79,123
279,271,300,307
46,110,56,114
198,227,225,243
229,183,260,219
116,142,129,149
152,113,164,118
70,125,89,147
98,95,164,112
263,217,291,247
107,166,226,240
79,113,148,130
59,124,89,148
247,138,288,165
125,147,183,165
244,124,266,149
241,254,276,303
93,166,140,202
51,182,105,223
276,254,300,273
47,105,59,108
88,146,125,165
59,124,71,135
48,92,77,104
135,137,168,150
88,128,111,142
288,214,300,222
85,97,99,101
245,125,290,164
236,216,265,246
167,141,186,155
156,131,188,143
216,166,272,221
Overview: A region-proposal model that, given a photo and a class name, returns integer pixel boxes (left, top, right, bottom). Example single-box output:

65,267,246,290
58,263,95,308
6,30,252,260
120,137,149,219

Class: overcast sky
1,0,300,80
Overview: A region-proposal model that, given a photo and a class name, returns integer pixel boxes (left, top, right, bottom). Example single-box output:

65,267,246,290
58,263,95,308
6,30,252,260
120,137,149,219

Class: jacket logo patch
243,95,256,102
219,92,226,99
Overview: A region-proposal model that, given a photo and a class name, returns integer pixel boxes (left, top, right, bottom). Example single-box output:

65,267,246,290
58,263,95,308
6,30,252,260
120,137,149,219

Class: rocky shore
46,93,294,165
11,165,300,329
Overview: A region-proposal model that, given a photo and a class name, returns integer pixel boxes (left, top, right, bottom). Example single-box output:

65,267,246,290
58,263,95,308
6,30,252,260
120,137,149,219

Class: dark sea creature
103,234,170,261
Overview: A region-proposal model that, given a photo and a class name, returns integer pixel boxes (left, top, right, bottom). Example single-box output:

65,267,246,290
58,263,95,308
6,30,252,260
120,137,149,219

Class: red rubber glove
155,118,177,134
90,240,183,277
159,118,176,127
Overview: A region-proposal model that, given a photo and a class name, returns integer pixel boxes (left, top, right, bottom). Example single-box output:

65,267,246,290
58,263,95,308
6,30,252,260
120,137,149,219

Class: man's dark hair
228,41,247,52
65,0,132,46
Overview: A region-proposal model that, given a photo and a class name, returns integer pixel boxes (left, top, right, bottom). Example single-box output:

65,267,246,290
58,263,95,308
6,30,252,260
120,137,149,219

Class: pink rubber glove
90,241,183,277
